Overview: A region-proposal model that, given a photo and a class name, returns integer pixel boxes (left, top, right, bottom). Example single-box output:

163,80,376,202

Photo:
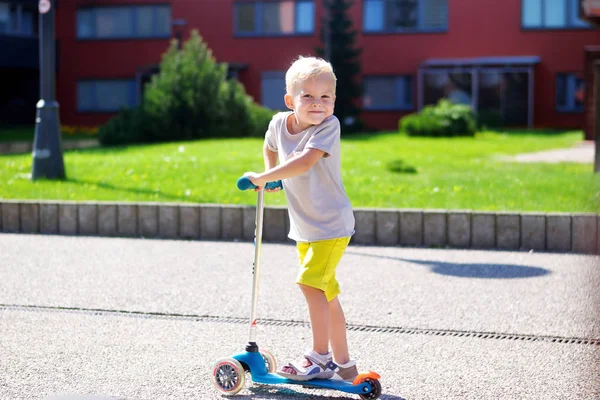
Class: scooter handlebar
237,176,283,191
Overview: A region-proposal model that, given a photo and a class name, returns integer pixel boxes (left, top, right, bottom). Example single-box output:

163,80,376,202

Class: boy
243,56,357,382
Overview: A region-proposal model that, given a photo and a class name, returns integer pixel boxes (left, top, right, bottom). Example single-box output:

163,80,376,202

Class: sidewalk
508,140,594,163
1,234,598,399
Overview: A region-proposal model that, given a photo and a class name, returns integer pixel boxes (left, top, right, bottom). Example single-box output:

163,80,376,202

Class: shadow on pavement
243,384,406,399
44,389,407,400
43,396,124,400
64,178,196,203
346,252,551,279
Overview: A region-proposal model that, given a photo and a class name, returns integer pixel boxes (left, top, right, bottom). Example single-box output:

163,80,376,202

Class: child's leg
328,296,350,364
299,283,330,355
329,295,359,382
279,284,332,378
278,238,352,380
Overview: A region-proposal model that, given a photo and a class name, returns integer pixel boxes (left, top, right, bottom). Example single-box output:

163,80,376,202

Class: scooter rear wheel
212,358,246,395
358,377,382,400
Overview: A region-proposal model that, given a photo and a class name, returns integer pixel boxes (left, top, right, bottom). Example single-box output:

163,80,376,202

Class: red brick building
580,0,600,142
46,0,599,134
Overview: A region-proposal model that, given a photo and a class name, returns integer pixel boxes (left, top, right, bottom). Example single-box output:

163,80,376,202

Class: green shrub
399,99,476,137
99,30,275,146
98,107,151,146
249,102,277,137
211,80,276,138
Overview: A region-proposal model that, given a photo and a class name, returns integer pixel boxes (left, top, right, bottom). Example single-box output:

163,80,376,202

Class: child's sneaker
332,360,359,382
277,350,337,381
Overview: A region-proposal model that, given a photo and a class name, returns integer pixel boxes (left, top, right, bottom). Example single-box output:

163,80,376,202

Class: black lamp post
32,0,65,181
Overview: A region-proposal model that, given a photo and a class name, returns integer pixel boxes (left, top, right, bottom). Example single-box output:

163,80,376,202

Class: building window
363,0,448,33
522,0,591,29
0,2,37,36
421,68,531,127
0,3,8,34
235,1,315,36
477,70,530,126
556,73,584,112
77,5,171,39
363,76,413,110
77,80,137,112
423,71,472,107
261,71,287,110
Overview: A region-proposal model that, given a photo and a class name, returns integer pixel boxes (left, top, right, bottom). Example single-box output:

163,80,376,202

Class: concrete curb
0,140,99,155
0,200,598,255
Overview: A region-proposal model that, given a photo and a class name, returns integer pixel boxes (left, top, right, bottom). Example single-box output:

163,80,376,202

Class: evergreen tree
143,30,229,140
99,30,275,145
316,0,363,133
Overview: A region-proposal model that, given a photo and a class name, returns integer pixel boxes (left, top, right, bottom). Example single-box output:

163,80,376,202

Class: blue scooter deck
233,352,374,396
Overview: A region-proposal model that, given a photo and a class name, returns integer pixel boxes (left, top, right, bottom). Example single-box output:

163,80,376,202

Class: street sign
39,0,51,15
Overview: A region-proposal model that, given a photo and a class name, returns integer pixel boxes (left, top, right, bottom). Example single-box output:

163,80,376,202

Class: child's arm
263,143,278,170
246,148,325,188
262,144,281,192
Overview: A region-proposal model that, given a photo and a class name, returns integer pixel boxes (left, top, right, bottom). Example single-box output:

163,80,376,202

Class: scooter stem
248,187,265,347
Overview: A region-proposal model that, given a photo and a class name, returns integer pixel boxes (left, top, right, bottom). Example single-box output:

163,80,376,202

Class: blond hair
285,56,337,95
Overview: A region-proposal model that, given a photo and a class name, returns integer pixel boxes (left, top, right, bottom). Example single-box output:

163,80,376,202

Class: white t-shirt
264,112,355,242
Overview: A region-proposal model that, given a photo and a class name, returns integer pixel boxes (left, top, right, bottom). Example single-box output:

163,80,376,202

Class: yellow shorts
295,237,351,302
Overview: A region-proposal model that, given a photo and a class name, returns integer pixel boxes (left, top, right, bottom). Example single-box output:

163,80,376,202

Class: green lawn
1,130,598,213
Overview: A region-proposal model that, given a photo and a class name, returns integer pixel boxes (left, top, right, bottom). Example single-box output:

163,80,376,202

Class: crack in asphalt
2,303,599,346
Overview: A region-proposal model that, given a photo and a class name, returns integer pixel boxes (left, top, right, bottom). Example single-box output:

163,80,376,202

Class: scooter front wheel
358,377,382,400
212,358,246,395
259,349,277,373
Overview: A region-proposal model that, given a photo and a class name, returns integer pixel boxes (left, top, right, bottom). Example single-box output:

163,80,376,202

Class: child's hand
243,172,266,192
243,172,281,192
243,172,261,189
265,184,282,193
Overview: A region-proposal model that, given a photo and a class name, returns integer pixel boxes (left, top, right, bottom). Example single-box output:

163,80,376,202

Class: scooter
210,176,382,399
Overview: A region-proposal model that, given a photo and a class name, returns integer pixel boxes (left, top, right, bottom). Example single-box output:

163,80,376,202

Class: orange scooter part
353,371,382,385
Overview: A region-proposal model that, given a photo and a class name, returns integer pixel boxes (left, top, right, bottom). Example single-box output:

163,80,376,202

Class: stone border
0,140,99,155
0,200,598,255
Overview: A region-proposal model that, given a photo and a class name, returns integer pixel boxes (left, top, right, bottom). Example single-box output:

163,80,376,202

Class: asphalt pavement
1,234,599,400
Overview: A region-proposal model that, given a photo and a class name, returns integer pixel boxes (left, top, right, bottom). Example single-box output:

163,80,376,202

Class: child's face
285,74,336,128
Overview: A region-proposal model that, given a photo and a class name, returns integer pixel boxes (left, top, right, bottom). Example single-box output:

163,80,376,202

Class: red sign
39,0,51,15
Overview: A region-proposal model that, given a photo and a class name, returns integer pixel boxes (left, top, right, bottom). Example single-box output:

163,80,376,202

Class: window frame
521,0,592,30
77,79,137,113
76,4,172,40
260,71,287,110
418,65,536,127
0,2,37,37
362,75,414,111
362,0,449,34
555,73,584,113
233,0,315,37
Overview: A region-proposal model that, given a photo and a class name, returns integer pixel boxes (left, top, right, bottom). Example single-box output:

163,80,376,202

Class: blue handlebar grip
265,180,283,190
236,177,256,190
237,177,283,191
